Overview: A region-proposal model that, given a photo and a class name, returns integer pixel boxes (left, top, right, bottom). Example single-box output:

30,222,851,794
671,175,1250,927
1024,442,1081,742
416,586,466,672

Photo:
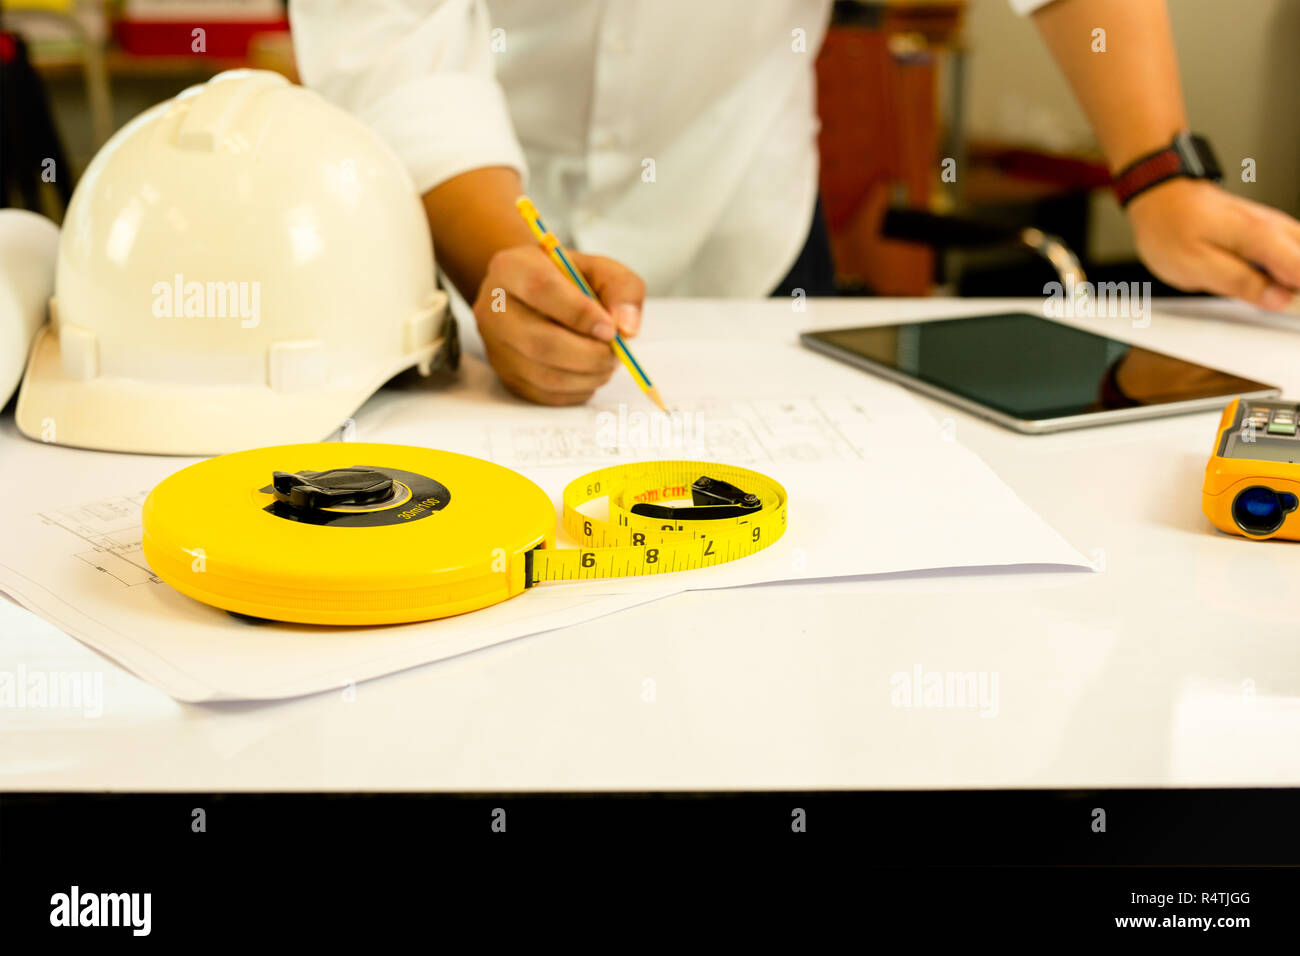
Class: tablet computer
800,312,1280,434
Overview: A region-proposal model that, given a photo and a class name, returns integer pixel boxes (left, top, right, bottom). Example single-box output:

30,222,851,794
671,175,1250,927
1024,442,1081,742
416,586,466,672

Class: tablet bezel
800,314,1281,434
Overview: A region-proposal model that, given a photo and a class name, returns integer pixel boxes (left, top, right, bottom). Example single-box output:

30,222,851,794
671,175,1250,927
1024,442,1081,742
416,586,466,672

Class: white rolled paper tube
0,209,60,407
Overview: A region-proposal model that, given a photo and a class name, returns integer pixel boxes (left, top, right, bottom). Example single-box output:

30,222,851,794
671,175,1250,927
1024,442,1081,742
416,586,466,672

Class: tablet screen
804,312,1273,421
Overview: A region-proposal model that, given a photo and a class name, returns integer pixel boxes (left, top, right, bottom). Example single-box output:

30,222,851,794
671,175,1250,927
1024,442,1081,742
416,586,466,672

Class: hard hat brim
16,324,445,456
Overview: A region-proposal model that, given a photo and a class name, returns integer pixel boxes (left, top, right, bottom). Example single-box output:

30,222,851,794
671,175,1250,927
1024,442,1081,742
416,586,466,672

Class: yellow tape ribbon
528,461,788,584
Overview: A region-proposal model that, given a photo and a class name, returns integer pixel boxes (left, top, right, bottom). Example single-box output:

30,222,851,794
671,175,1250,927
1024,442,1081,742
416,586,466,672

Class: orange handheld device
1202,398,1300,540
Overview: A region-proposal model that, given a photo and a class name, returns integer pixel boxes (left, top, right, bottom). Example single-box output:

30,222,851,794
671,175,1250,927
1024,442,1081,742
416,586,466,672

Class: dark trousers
768,197,837,298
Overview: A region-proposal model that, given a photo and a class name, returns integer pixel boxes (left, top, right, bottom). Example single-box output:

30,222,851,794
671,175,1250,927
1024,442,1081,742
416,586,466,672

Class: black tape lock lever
629,475,762,521
271,467,395,511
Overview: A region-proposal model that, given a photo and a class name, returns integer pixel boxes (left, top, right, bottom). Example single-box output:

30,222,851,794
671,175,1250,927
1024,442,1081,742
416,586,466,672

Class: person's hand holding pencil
465,200,648,407
513,197,665,410
419,167,655,407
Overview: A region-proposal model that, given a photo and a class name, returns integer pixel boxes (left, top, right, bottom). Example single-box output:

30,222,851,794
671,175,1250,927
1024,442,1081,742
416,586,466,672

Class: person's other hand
1127,179,1300,311
472,247,645,405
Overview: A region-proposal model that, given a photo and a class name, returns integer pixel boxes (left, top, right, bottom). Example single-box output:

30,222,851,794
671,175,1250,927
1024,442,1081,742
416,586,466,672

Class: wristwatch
1112,130,1222,207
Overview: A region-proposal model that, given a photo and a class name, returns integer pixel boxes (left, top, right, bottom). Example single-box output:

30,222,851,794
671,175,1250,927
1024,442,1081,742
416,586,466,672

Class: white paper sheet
0,303,1092,702
365,387,1090,592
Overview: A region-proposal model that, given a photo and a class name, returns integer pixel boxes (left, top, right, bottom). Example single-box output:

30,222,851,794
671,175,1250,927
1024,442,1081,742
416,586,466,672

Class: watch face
1176,132,1223,181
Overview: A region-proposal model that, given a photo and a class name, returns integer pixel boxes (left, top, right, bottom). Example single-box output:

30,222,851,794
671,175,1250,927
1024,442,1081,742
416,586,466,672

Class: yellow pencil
515,196,666,411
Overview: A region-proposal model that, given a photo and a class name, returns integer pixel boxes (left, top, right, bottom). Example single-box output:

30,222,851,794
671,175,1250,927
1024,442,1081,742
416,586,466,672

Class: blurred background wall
7,0,1298,299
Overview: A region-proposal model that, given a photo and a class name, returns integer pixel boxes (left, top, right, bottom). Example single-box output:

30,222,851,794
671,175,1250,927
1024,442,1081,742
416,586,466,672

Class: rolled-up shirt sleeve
1008,0,1056,13
290,0,527,194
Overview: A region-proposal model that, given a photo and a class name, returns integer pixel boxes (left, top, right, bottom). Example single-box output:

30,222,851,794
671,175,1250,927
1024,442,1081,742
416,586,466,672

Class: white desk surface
3,297,1299,791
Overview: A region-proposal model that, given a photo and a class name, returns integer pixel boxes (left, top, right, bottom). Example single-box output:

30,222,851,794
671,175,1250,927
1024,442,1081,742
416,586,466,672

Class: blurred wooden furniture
17,0,295,152
3,0,112,145
815,0,966,295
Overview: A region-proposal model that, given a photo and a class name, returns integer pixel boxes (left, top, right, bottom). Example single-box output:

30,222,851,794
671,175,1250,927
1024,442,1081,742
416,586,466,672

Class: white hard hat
17,69,451,455
0,210,59,409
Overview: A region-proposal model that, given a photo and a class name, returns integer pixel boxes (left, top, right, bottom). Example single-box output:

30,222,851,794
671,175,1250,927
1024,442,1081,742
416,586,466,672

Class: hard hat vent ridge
173,70,290,154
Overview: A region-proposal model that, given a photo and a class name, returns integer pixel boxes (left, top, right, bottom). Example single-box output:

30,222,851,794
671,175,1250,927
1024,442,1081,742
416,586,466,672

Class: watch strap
1113,132,1221,207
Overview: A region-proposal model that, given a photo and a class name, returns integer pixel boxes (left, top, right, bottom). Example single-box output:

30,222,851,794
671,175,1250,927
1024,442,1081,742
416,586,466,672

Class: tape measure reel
141,443,787,625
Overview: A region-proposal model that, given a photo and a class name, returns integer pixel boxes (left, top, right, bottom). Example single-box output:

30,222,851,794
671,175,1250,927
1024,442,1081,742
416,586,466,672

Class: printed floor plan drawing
36,493,159,587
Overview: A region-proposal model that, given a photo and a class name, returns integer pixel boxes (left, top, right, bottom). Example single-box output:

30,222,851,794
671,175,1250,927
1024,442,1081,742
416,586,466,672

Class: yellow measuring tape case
141,443,787,625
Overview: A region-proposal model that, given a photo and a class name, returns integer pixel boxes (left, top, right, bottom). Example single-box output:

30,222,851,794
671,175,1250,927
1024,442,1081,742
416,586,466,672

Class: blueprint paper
0,317,1090,701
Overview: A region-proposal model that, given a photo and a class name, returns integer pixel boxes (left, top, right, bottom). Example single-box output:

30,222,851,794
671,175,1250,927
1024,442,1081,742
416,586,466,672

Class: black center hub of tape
272,466,396,510
260,466,451,527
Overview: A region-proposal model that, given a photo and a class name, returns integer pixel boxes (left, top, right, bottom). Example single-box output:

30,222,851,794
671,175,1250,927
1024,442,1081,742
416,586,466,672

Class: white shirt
291,0,1049,297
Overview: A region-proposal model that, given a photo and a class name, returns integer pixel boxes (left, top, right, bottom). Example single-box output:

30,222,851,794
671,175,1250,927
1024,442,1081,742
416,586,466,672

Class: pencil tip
645,387,667,413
